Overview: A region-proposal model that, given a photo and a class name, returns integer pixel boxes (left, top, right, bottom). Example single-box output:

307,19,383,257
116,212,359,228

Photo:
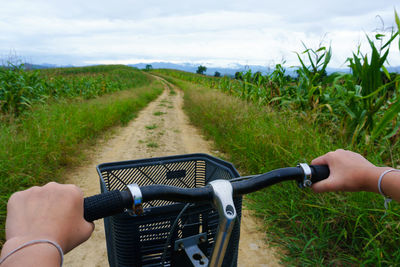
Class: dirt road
63,79,282,266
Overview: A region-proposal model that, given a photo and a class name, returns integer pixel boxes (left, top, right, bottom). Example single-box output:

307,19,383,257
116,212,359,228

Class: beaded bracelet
378,169,400,210
0,239,64,266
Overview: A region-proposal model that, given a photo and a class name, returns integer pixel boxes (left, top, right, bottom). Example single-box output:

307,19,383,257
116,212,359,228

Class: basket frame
97,153,242,267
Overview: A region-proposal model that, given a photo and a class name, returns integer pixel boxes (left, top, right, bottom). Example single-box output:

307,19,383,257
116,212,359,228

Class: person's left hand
4,182,94,254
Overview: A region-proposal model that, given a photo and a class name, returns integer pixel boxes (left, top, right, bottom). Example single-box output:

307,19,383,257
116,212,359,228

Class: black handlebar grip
84,190,133,222
309,165,330,183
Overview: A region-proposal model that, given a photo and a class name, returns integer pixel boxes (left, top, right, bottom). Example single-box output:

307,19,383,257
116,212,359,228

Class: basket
97,153,242,267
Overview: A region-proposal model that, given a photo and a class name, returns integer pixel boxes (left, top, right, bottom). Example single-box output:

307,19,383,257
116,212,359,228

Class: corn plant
345,30,399,145
0,64,47,115
295,43,332,110
0,65,149,116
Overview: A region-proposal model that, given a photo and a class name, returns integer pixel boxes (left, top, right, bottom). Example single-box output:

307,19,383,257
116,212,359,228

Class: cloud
0,0,399,67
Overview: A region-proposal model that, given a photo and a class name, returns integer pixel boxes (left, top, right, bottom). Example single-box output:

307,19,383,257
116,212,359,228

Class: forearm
349,166,400,202
1,237,62,267
372,168,400,202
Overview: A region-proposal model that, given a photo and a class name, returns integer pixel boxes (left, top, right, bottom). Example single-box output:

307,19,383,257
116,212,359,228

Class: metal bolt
303,179,312,187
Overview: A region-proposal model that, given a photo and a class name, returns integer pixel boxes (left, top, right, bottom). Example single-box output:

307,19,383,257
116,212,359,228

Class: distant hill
12,61,400,75
387,66,400,73
130,62,278,76
23,63,76,69
129,62,259,76
128,62,358,77
23,63,58,69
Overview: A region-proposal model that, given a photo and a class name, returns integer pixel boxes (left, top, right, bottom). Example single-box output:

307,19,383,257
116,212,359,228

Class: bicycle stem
209,180,237,267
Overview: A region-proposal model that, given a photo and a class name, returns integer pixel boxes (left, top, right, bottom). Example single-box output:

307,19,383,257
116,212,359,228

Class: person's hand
311,149,386,193
3,182,94,254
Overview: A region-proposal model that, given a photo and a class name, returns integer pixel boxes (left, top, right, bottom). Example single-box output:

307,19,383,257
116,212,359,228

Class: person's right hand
311,149,387,193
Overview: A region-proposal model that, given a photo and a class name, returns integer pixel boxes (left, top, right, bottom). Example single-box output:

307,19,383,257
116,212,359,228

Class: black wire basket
97,153,243,267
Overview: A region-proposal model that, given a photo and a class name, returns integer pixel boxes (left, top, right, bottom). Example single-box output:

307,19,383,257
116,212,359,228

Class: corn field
155,12,400,158
0,65,148,115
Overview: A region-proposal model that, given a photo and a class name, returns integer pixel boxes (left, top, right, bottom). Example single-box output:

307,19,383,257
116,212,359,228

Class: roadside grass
0,79,163,244
164,76,400,266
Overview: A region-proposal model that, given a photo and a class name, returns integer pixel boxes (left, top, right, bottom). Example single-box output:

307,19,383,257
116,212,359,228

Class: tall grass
166,77,400,265
0,76,163,245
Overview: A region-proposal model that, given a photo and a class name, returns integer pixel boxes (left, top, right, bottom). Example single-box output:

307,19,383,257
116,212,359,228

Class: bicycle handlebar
84,164,329,222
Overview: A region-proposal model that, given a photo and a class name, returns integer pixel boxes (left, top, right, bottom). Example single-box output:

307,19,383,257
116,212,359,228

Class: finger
311,154,328,165
311,178,335,193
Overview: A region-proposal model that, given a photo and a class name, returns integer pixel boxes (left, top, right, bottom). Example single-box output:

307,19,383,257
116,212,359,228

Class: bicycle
83,153,329,267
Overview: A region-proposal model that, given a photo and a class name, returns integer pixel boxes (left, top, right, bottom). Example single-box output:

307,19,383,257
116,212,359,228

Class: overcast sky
1,0,399,68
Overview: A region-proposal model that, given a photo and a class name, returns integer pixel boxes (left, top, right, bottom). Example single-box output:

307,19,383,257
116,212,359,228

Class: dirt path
63,79,282,266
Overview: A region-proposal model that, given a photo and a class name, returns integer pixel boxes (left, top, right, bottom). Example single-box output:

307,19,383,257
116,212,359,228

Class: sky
1,0,400,69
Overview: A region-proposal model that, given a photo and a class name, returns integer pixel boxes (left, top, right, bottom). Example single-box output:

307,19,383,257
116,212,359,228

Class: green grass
147,142,159,148
145,124,158,130
0,78,163,245
163,76,400,266
153,111,166,116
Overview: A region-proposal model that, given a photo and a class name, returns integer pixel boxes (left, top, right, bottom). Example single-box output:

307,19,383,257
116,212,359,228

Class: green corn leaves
0,65,149,116
395,10,400,50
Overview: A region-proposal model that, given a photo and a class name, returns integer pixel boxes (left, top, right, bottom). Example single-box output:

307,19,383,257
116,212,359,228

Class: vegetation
0,65,149,116
149,12,400,264
0,66,163,244
1,9,399,266
145,124,158,130
159,75,400,266
196,65,207,75
154,20,400,162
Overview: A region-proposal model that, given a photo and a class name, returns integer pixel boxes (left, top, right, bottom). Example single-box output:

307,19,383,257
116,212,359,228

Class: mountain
129,62,276,76
14,61,400,75
387,66,400,73
128,62,356,77
23,63,75,69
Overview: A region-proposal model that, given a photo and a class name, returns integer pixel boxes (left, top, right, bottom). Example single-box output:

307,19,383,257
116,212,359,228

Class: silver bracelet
0,239,64,266
378,169,400,210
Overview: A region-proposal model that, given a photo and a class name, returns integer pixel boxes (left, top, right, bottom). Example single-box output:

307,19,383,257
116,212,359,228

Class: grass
145,124,158,130
153,111,166,116
147,142,159,148
162,76,400,266
0,78,163,244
